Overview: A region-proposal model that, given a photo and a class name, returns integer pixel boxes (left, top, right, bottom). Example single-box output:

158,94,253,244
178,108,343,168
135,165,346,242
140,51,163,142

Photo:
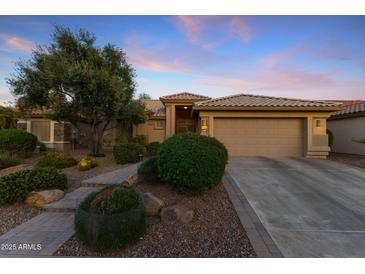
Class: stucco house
134,92,338,158
17,92,339,158
327,101,365,155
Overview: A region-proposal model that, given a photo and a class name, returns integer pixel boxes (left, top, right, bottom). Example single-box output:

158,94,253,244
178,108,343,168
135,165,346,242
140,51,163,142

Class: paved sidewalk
44,187,101,212
0,212,74,257
0,163,140,257
82,162,140,187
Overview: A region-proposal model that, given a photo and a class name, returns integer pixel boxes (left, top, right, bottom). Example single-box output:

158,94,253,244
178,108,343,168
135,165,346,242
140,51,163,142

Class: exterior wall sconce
201,117,208,135
315,119,323,128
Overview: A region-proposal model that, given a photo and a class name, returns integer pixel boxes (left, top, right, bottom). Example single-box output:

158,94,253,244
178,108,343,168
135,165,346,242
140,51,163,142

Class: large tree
7,26,147,154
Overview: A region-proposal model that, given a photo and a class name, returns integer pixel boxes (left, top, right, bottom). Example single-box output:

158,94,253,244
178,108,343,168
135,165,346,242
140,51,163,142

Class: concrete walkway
82,163,140,187
227,157,365,257
0,212,74,257
0,163,140,257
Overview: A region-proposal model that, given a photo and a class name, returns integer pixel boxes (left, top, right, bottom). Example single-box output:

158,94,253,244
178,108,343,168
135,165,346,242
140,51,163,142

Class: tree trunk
90,120,110,155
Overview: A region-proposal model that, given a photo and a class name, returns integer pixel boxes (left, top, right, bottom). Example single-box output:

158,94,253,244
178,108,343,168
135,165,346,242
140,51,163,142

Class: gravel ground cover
0,203,42,236
55,181,256,258
329,152,365,170
0,149,122,236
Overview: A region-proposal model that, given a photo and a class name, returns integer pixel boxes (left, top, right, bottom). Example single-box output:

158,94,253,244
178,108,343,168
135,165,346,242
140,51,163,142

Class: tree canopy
7,26,148,154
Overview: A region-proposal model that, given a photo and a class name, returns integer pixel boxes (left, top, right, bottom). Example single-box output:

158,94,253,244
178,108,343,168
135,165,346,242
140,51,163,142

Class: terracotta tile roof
331,101,365,117
160,92,211,102
143,99,165,117
28,107,52,116
194,93,339,108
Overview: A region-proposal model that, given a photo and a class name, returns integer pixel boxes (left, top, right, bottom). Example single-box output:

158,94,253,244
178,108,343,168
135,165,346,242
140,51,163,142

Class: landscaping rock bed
0,203,42,236
55,182,256,257
329,152,365,170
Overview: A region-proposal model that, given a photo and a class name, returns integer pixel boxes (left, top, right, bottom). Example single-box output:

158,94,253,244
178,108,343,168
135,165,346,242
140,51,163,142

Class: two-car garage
214,118,305,157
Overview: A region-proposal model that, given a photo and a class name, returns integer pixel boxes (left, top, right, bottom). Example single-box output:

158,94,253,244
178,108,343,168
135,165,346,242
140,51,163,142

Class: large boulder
143,192,164,216
160,205,194,224
25,189,64,207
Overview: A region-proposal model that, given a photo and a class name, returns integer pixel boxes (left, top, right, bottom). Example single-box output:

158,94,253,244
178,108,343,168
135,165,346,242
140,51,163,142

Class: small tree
7,26,147,154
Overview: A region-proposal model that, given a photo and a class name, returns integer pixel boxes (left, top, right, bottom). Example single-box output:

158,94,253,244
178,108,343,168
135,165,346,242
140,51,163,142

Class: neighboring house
135,92,338,158
16,107,129,150
327,101,365,155
17,91,339,158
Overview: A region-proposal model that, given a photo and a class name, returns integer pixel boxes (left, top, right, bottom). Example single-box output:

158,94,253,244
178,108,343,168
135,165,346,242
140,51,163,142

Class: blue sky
0,16,364,104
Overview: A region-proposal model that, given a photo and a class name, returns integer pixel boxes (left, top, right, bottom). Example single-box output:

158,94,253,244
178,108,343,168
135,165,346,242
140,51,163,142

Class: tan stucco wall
133,119,166,143
198,111,331,158
327,116,365,155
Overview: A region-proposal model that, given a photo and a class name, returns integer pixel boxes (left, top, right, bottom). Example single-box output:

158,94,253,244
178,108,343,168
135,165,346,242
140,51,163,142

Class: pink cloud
174,16,252,47
0,33,35,54
228,16,251,43
126,47,191,73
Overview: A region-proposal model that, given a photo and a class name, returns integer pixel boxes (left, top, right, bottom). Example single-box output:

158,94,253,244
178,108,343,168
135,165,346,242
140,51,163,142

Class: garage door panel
214,118,304,157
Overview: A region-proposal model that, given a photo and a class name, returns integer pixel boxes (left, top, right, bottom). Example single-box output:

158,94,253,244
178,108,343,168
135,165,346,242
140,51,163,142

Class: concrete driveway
227,157,365,257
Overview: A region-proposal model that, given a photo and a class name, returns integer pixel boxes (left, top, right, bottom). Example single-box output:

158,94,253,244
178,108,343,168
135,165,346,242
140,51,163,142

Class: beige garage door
214,118,304,157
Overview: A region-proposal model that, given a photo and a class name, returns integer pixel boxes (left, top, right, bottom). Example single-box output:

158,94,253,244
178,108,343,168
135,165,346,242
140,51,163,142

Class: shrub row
113,142,144,164
0,129,38,156
0,168,67,205
0,153,19,170
36,152,77,169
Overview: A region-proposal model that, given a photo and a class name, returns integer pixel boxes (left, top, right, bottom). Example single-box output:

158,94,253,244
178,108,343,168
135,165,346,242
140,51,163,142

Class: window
31,120,51,142
155,120,165,130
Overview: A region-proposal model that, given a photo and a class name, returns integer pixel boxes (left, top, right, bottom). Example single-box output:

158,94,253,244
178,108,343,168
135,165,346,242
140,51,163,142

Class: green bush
35,152,77,169
113,142,144,164
0,153,19,170
146,142,161,156
78,156,97,171
138,157,160,184
157,133,228,191
128,135,147,146
0,129,37,156
0,168,67,205
75,186,146,250
37,141,47,152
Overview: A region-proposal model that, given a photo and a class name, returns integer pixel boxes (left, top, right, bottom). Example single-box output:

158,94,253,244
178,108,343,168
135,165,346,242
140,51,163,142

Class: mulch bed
329,152,365,170
55,181,256,258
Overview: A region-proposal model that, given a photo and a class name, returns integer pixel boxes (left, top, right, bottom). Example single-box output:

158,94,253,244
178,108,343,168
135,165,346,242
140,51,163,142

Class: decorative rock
144,192,164,216
160,205,194,224
25,189,65,208
123,173,138,187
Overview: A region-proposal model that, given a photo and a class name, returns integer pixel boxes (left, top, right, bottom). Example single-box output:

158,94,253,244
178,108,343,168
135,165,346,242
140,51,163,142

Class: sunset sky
0,15,364,104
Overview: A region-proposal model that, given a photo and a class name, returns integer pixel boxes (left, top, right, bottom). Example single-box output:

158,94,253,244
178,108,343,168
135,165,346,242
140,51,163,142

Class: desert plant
137,156,160,184
0,153,19,170
128,135,147,146
35,152,77,169
145,142,161,156
113,142,144,164
75,185,145,250
78,156,98,171
157,133,228,191
0,129,37,156
78,158,92,171
0,168,67,205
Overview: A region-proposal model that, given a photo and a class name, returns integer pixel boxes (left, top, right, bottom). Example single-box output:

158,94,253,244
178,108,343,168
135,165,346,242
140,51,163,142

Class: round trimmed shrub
146,142,161,156
157,133,228,191
0,167,67,205
0,129,37,156
85,156,98,168
35,152,77,169
138,156,160,184
113,142,144,164
75,186,146,250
